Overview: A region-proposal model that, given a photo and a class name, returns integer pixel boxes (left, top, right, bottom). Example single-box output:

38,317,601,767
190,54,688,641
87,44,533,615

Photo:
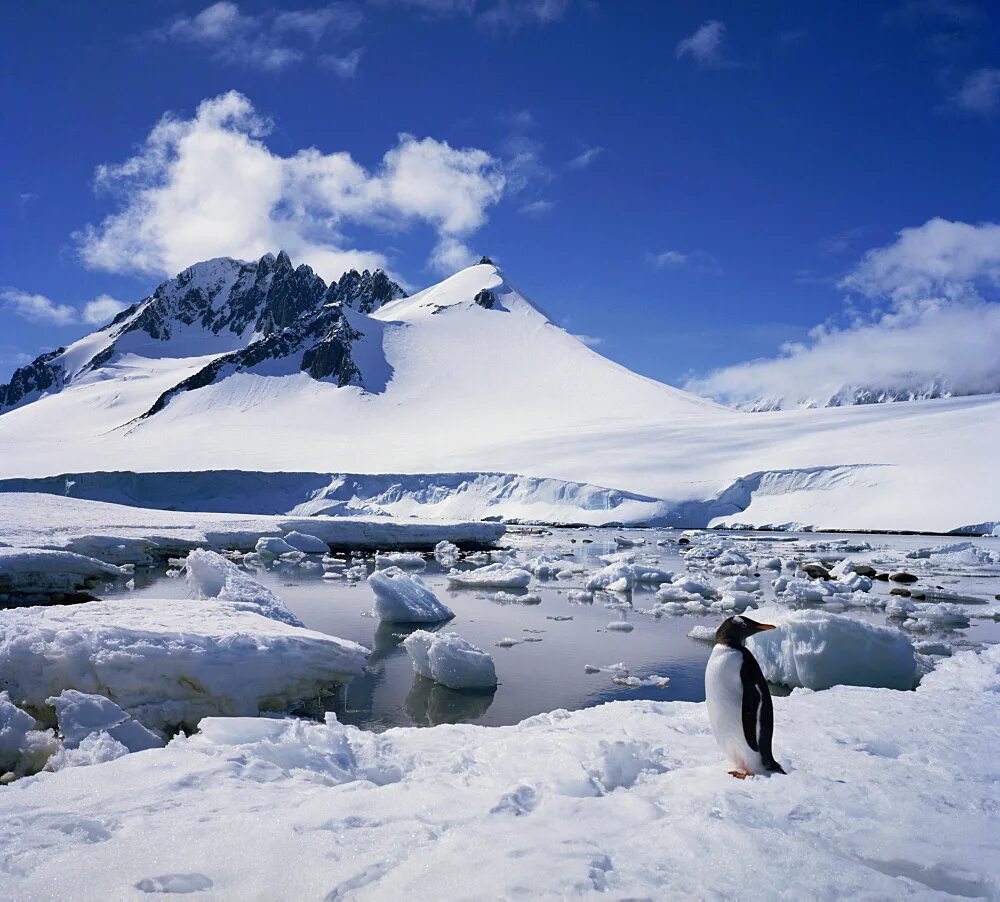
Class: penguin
705,615,786,779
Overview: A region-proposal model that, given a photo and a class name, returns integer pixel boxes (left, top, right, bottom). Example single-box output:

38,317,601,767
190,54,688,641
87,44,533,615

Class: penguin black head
715,615,776,648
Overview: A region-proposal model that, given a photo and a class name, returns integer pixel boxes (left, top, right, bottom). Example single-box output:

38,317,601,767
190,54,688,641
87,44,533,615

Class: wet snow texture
0,646,997,899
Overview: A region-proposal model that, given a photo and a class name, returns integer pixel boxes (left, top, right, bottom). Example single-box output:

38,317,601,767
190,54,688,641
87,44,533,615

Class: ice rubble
0,646,997,898
375,551,426,569
0,597,370,733
585,561,673,592
747,607,917,690
402,631,498,690
446,562,532,589
368,567,454,623
48,690,163,753
281,530,329,553
0,547,123,600
184,548,303,626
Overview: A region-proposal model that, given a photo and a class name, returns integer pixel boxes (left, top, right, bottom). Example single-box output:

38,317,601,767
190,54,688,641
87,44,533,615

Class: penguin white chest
705,645,764,773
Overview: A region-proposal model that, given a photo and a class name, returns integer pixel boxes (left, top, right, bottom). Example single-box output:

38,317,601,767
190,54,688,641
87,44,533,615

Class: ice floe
446,563,532,589
747,607,917,690
402,631,498,690
0,547,124,602
0,598,370,733
368,567,454,623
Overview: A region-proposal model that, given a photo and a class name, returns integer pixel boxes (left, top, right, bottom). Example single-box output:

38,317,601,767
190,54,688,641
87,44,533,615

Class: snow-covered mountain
1,252,998,532
739,383,964,412
0,251,405,413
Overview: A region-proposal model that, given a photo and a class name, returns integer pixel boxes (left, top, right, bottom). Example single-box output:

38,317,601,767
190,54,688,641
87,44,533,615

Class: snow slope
0,645,997,898
1,258,998,532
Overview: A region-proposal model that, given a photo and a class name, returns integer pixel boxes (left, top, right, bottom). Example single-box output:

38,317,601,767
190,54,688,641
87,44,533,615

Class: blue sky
3,0,1000,396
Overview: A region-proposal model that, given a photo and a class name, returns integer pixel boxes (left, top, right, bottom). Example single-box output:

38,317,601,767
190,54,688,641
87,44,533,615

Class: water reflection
405,675,496,726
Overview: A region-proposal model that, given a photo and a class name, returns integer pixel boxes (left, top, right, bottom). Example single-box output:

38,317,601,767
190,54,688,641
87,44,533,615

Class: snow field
0,645,997,899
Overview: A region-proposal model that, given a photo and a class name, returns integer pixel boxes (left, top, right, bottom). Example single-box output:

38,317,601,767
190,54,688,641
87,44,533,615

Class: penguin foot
728,770,751,780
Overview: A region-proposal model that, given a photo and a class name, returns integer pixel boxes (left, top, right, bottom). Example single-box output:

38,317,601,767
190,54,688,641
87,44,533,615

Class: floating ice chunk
403,631,498,689
185,549,301,626
434,540,459,567
606,621,634,632
492,591,542,605
0,691,61,778
447,563,532,589
369,567,454,623
759,557,783,571
63,535,159,567
0,547,123,599
713,591,758,613
254,536,298,558
567,590,593,604
375,551,426,569
586,563,673,592
687,625,717,641
669,576,718,600
282,531,329,553
0,598,370,733
523,555,565,578
723,575,760,593
614,536,644,548
48,690,164,752
747,607,917,690
898,603,971,632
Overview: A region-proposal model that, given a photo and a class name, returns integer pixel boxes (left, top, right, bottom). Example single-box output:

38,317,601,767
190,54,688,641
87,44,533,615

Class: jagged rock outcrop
0,252,406,415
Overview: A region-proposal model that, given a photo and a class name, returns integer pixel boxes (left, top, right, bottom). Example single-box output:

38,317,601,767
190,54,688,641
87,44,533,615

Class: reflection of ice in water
405,675,496,727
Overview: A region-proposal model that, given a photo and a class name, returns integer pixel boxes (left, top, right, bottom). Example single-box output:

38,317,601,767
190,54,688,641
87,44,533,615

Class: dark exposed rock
890,572,918,584
1,251,406,417
890,587,912,597
0,348,66,411
853,564,878,578
801,563,831,580
874,572,890,581
478,256,494,266
474,289,496,310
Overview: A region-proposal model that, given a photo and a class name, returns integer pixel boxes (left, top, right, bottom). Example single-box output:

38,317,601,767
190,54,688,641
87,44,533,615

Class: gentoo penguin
705,615,786,779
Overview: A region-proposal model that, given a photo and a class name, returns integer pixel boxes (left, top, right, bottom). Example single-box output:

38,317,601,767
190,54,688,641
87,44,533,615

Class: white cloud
1,290,131,329
77,91,505,282
646,250,688,269
953,68,1000,114
676,20,731,69
158,2,362,71
369,0,573,30
82,295,129,325
572,333,603,347
319,47,363,77
519,199,554,216
567,145,603,169
1,289,76,326
428,237,479,274
687,218,1000,408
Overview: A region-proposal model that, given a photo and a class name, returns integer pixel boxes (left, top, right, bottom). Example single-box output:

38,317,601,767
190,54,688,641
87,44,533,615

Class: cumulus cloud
953,68,1000,114
82,295,129,325
686,218,1000,409
157,1,363,72
676,20,732,69
1,289,76,326
76,91,505,282
0,290,126,328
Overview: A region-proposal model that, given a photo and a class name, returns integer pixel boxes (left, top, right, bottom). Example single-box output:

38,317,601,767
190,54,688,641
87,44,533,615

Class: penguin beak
754,623,776,632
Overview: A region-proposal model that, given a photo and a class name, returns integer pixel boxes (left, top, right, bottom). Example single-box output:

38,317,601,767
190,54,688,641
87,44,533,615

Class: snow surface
0,493,504,556
402,630,498,690
0,597,370,733
368,567,454,623
1,263,997,532
746,607,918,690
0,645,997,898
